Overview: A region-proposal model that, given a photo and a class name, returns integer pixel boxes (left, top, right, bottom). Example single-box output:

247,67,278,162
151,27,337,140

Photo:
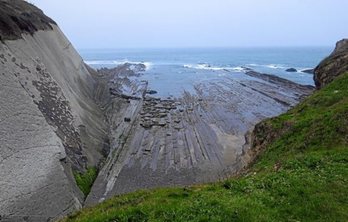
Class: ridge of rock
0,0,56,40
0,1,109,220
314,39,348,89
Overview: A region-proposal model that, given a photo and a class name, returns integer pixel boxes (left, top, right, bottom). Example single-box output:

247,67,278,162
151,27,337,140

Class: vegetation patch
74,167,98,197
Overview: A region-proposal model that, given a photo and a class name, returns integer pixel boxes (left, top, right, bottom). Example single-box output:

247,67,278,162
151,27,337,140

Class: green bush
74,167,98,197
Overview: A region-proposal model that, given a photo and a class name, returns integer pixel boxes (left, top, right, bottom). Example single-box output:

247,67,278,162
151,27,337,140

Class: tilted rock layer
314,39,348,89
0,0,108,221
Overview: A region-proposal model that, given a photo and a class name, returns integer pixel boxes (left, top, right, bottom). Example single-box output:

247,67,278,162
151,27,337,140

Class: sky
29,0,348,49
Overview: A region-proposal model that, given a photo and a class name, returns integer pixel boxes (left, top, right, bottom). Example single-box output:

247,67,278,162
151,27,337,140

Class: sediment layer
0,18,107,222
86,67,314,205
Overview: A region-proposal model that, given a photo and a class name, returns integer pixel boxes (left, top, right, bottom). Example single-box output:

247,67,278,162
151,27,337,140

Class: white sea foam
265,64,287,69
84,60,117,65
246,63,287,69
183,63,246,72
84,60,153,70
231,66,246,72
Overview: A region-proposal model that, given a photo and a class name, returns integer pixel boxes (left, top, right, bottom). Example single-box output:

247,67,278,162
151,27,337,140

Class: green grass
74,167,98,197
64,73,348,222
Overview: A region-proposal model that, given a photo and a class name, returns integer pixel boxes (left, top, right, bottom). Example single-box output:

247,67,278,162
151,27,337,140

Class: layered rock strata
86,68,314,205
0,1,108,220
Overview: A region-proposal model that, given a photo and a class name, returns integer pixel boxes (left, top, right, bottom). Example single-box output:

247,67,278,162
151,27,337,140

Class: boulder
285,68,297,72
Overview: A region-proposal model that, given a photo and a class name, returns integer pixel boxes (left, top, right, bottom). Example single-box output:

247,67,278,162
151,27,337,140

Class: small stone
158,119,166,127
144,113,153,118
155,104,165,109
174,125,182,130
174,119,181,123
140,121,153,128
158,113,167,118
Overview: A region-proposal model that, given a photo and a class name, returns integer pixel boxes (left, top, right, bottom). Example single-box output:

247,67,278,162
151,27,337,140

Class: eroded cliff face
314,39,348,89
250,39,348,164
0,0,108,221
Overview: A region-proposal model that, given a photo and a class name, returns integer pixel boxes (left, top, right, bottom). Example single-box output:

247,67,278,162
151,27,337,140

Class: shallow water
80,47,331,97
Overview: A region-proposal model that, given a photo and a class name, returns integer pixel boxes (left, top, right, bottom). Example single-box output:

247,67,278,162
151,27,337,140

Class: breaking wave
183,63,246,72
84,60,152,70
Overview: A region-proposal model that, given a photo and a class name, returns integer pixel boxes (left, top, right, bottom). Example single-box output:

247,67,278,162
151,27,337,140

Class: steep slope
63,55,348,221
314,39,348,89
0,0,108,221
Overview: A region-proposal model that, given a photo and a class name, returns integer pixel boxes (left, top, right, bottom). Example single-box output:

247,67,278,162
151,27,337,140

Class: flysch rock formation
0,0,318,220
85,67,314,205
314,39,348,89
0,1,108,221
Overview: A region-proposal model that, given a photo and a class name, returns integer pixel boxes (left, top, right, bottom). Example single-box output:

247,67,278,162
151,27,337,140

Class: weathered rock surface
0,1,108,221
314,39,348,89
0,1,323,220
85,68,314,205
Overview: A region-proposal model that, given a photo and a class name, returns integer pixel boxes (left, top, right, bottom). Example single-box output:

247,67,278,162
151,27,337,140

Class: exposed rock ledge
314,39,348,89
85,67,314,206
0,1,109,220
0,1,319,220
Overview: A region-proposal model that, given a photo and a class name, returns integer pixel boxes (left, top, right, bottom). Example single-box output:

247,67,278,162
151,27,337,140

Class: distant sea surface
79,47,331,97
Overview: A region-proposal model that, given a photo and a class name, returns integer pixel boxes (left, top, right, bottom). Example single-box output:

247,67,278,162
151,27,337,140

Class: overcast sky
30,0,348,49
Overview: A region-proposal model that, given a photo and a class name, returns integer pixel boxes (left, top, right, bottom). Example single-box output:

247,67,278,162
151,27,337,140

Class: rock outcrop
286,68,297,72
0,0,108,221
314,39,348,89
0,1,331,220
250,39,348,163
85,67,313,206
301,68,314,74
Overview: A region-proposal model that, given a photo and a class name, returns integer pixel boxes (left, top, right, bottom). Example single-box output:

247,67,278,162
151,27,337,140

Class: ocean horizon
79,47,332,97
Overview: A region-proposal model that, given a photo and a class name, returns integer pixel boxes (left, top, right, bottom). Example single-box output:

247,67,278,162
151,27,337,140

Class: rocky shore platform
86,64,314,205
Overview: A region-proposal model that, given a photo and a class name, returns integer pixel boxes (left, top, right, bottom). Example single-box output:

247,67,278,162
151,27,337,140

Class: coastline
86,64,314,205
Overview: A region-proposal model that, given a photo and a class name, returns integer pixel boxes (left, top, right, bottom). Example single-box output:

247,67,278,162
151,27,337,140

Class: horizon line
77,45,333,51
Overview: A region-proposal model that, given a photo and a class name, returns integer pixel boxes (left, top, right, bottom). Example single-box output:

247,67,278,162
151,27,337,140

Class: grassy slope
64,73,348,222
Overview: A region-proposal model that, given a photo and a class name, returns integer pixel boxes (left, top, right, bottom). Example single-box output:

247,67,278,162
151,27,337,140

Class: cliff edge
0,0,56,40
0,0,108,221
314,39,348,89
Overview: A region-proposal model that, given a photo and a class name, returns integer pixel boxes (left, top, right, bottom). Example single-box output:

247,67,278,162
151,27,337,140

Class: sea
79,47,332,97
